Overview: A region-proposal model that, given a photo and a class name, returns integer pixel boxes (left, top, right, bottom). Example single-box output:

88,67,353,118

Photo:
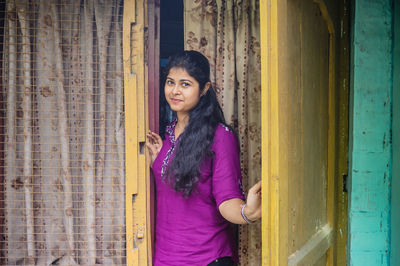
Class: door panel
287,0,330,255
261,0,337,265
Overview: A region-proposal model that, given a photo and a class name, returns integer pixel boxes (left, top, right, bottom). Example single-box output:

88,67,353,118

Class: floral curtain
184,0,262,265
1,0,126,265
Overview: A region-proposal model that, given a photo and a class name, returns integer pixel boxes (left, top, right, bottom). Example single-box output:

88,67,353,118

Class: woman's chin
168,106,180,112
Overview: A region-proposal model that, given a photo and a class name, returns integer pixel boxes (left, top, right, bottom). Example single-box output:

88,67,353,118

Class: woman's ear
200,82,211,97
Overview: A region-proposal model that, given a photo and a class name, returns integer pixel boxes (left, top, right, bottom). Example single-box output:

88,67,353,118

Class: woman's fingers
147,131,162,145
147,131,156,143
147,132,157,144
249,180,261,195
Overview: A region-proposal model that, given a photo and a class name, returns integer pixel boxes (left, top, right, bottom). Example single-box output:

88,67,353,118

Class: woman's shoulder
216,123,231,133
213,123,238,147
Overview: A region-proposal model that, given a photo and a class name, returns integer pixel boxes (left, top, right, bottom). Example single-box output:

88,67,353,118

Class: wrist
245,205,258,221
241,204,256,224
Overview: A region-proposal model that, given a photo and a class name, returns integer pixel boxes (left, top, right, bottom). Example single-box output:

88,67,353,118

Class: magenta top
152,121,245,266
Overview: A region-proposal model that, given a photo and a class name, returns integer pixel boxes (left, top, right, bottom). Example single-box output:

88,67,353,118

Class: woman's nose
171,85,181,94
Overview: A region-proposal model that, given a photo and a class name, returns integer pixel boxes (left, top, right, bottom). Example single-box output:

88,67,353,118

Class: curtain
184,0,262,265
1,0,126,265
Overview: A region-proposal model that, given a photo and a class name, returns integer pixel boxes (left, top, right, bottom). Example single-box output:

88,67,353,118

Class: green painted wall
348,0,393,265
391,0,400,264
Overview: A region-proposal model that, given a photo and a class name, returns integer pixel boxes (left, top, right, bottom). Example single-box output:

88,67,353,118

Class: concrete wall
348,0,393,265
391,0,399,264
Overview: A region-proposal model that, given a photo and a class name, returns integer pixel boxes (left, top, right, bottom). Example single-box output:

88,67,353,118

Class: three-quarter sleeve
211,125,245,207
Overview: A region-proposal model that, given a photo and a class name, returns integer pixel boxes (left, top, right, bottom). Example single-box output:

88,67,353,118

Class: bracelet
241,204,255,224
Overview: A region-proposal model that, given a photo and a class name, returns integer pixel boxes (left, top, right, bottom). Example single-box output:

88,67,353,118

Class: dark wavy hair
163,50,227,196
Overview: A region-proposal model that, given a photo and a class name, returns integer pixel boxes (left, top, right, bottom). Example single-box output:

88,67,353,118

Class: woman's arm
219,181,262,224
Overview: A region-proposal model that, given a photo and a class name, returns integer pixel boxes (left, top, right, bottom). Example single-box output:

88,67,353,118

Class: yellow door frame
124,0,152,265
260,1,283,264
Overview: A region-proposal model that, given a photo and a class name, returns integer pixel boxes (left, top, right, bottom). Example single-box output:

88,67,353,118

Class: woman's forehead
167,67,195,81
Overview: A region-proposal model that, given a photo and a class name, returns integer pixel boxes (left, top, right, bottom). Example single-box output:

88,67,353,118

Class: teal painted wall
391,0,400,264
348,0,393,265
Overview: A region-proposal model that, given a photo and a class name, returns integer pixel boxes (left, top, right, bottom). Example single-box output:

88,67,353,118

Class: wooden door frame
260,1,285,264
148,0,160,134
123,0,350,264
124,0,153,265
336,0,350,265
260,0,349,265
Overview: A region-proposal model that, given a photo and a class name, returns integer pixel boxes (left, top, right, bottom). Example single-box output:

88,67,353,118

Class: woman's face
164,67,206,116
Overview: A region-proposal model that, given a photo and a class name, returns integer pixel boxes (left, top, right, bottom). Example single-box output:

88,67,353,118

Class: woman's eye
182,82,190,87
167,80,174,85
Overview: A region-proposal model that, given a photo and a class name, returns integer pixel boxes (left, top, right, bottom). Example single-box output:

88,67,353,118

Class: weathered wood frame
124,0,152,265
260,0,347,265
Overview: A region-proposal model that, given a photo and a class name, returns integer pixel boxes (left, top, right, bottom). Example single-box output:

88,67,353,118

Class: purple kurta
152,121,245,266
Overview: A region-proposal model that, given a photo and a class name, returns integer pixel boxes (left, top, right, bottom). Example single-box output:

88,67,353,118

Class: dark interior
159,0,183,138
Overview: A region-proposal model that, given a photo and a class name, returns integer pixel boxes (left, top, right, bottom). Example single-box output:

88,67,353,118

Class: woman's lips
170,98,182,103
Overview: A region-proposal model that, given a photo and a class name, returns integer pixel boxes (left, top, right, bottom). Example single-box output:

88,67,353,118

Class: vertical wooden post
147,0,160,134
147,0,160,261
124,0,151,265
260,0,286,265
336,0,350,265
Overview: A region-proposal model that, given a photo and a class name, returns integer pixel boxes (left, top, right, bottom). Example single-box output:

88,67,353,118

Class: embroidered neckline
161,121,230,179
161,119,178,179
165,119,177,145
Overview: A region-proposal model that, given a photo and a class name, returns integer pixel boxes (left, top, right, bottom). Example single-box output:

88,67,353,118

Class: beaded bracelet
241,204,255,224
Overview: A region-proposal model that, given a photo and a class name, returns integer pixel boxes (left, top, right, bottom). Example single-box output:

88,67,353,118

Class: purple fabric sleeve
212,125,245,207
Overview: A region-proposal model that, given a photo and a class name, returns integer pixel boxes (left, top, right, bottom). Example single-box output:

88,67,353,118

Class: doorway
159,0,183,137
152,1,263,265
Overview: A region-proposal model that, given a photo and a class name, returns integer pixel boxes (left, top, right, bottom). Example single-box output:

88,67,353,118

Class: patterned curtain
184,0,262,265
1,0,126,265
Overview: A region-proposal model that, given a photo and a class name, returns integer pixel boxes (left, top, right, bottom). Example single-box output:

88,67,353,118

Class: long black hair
163,50,227,196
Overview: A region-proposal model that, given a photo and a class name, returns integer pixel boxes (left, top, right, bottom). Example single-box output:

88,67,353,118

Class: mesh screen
0,0,127,265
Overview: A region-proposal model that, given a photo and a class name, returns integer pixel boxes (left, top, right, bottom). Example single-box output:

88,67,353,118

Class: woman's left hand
244,180,262,222
146,130,163,166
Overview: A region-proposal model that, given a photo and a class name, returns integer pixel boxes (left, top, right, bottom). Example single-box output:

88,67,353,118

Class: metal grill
0,0,126,265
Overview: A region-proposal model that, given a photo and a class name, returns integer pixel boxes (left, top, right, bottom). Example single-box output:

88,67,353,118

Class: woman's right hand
146,130,163,166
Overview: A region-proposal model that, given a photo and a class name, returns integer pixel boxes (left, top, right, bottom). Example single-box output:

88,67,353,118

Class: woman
146,50,261,266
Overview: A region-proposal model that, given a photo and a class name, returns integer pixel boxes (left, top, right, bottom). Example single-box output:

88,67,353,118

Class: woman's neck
175,112,189,139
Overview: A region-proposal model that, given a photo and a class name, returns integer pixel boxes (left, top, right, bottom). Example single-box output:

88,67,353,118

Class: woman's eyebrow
179,79,193,84
166,76,193,84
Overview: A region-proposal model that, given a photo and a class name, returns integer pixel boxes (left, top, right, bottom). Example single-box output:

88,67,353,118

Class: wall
348,0,393,265
391,0,400,264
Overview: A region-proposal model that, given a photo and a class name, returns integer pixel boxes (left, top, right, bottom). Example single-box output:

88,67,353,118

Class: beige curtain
184,0,262,265
1,0,125,265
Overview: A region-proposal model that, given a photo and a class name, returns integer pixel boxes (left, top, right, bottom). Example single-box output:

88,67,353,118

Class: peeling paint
348,0,393,265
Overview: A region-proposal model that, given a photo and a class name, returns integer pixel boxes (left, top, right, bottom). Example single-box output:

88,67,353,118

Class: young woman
146,50,261,266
